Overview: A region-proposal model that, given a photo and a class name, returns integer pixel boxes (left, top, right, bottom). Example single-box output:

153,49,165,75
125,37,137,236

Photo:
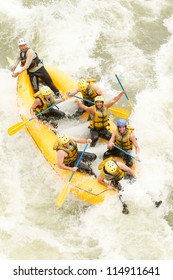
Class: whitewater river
0,0,173,265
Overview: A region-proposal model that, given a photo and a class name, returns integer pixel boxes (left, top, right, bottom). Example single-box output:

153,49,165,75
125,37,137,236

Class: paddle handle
68,143,89,182
114,145,140,162
70,94,94,105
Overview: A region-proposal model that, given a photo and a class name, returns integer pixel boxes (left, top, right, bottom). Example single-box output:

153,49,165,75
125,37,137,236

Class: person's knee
103,150,111,160
57,110,66,119
105,131,112,140
85,153,97,161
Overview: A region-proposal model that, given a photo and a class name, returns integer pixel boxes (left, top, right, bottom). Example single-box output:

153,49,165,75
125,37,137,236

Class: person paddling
75,92,126,147
103,119,140,167
30,86,65,128
66,78,104,117
53,133,97,176
97,158,136,191
11,38,61,96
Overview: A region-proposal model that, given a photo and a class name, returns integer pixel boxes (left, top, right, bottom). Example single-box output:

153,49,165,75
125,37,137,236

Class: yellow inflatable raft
16,65,117,204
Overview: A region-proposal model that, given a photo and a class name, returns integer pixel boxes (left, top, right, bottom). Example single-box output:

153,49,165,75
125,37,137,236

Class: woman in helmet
53,133,97,176
11,38,60,96
75,91,126,146
30,86,66,128
103,119,140,166
97,158,136,190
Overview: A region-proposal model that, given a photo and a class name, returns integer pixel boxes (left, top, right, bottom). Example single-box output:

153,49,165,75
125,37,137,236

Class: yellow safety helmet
94,96,104,103
40,86,52,96
58,133,70,145
105,160,117,174
78,79,88,91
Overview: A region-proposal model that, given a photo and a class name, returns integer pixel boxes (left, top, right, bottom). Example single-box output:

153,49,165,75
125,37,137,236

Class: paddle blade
56,182,70,207
109,107,130,118
6,57,13,65
8,120,29,136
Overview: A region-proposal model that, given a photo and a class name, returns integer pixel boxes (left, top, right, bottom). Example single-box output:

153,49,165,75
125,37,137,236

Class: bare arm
97,175,110,188
57,150,77,171
30,98,42,118
75,100,94,115
130,133,140,160
107,130,116,149
92,84,103,96
53,96,65,104
70,136,92,144
66,89,79,96
12,49,36,77
105,91,125,108
117,162,136,178
97,175,114,190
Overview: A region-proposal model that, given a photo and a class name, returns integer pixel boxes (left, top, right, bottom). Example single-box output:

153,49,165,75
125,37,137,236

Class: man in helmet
30,86,66,128
66,78,104,117
66,78,103,105
75,91,126,146
97,158,136,190
53,133,97,176
11,38,60,96
103,119,140,167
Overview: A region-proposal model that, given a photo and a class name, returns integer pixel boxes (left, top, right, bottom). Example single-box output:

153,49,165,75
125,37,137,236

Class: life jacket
89,105,109,129
81,79,98,101
33,92,54,114
53,139,78,165
98,158,125,181
114,126,134,151
20,47,40,69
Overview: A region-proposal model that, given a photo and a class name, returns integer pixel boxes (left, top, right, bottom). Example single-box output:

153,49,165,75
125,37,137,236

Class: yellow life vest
33,92,54,114
89,105,109,129
115,127,133,151
99,159,125,181
53,139,78,165
81,80,98,101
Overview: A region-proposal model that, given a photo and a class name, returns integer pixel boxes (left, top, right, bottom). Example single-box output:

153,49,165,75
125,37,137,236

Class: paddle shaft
70,94,94,104
34,100,62,118
114,145,140,162
8,100,62,136
115,74,135,112
119,195,129,214
68,143,89,182
55,144,89,207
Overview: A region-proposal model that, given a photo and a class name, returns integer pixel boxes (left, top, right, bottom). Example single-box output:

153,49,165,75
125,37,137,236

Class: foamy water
0,0,173,260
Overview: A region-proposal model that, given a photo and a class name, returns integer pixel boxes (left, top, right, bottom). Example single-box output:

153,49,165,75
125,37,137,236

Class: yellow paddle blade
6,57,13,65
127,99,135,113
8,119,30,136
56,182,70,207
108,107,130,119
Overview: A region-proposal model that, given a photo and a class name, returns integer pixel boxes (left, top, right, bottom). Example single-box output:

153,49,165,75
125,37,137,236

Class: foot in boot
155,201,162,208
90,141,96,147
88,170,97,178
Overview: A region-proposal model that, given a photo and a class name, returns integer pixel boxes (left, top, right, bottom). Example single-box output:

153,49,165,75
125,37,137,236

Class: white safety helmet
18,38,27,46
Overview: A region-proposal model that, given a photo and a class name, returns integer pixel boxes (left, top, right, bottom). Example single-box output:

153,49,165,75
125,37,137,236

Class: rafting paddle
70,94,130,119
115,74,135,112
56,144,89,207
8,100,62,136
114,145,141,162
